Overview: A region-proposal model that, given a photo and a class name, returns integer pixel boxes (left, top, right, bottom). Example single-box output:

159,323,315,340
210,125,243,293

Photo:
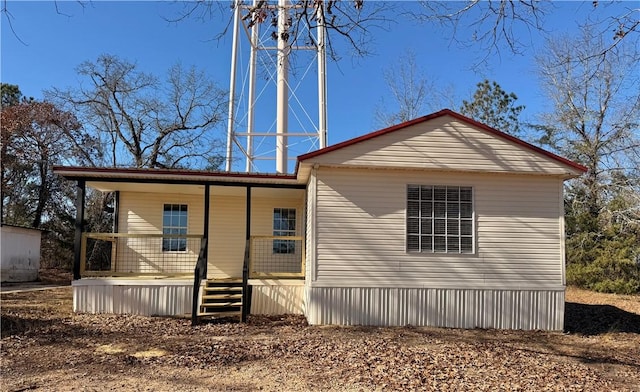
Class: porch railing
80,233,203,277
249,236,305,278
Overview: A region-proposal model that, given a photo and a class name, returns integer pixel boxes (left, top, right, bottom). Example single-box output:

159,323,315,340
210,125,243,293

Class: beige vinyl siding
305,170,317,281
208,194,246,278
208,190,305,279
120,192,204,235
308,116,576,175
312,167,563,289
248,195,305,277
250,196,304,236
118,189,304,279
118,192,204,274
559,179,567,286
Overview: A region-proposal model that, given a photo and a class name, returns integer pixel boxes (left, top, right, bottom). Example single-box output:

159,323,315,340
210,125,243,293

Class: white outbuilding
1,224,42,282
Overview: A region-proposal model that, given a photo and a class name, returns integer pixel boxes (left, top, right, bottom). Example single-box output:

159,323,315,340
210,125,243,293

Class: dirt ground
1,276,639,391
0,270,73,293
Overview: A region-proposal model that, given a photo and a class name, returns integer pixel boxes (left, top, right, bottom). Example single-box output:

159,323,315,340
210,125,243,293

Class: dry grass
566,286,640,314
1,284,639,391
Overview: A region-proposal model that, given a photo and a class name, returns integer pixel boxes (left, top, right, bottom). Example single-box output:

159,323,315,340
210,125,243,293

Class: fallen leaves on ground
1,287,639,391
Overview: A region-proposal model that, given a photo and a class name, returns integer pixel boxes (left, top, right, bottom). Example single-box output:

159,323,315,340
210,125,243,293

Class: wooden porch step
200,305,242,314
197,278,245,321
201,301,243,308
204,279,243,291
205,278,242,285
200,303,242,309
203,286,242,292
198,310,241,318
202,294,243,300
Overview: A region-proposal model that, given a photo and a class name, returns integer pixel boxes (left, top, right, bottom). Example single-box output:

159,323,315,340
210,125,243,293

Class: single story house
54,109,586,330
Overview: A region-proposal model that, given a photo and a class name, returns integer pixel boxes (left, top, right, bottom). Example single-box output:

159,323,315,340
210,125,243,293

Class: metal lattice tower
225,0,328,174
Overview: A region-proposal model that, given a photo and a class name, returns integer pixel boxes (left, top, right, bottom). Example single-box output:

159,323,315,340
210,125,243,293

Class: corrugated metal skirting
306,287,565,330
73,281,193,316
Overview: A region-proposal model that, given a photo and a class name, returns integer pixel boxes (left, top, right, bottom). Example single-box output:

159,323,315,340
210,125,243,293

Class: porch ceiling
87,181,305,198
88,181,204,194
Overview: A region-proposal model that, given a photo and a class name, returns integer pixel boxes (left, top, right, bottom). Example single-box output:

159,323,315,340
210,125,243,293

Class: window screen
162,204,188,252
273,208,296,254
407,185,473,253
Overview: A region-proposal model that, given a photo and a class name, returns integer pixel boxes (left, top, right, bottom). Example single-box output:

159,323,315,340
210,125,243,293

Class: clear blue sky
0,1,629,171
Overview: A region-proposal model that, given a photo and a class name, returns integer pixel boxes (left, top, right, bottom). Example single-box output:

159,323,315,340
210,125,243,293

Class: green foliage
567,261,640,295
1,83,22,108
533,27,640,295
460,79,525,136
565,172,640,294
591,279,640,295
567,231,640,294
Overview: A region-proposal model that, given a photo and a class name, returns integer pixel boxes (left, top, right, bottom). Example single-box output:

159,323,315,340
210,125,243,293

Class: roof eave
53,166,304,186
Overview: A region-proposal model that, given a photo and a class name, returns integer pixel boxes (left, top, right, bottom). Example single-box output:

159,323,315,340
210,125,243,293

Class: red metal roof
297,109,588,173
54,166,297,179
53,166,301,185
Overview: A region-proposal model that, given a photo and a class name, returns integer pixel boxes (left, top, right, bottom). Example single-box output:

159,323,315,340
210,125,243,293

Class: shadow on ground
564,302,640,335
0,314,59,338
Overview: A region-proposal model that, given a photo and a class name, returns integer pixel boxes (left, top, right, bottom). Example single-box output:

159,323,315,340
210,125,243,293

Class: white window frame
162,204,188,252
273,207,296,254
406,185,474,254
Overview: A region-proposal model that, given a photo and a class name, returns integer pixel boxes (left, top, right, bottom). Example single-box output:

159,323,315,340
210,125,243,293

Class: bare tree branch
1,0,28,45
46,54,227,169
1,0,89,44
166,1,393,62
412,0,550,67
535,24,640,239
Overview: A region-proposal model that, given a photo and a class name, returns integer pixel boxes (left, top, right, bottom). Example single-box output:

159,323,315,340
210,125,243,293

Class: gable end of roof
297,109,588,174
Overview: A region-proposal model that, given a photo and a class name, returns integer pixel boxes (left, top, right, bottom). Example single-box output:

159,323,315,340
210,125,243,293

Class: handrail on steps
191,237,208,326
241,239,250,323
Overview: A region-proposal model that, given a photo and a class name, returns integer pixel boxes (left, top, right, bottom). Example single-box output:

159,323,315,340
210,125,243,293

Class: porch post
245,186,251,241
202,184,210,278
73,180,86,280
112,191,120,233
242,186,252,322
192,184,211,326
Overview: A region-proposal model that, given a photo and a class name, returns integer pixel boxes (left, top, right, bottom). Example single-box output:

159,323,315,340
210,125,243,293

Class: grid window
407,185,473,254
273,208,296,254
162,204,188,252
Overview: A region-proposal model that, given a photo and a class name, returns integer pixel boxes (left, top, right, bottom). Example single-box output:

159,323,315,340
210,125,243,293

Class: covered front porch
78,233,305,280
55,167,308,323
